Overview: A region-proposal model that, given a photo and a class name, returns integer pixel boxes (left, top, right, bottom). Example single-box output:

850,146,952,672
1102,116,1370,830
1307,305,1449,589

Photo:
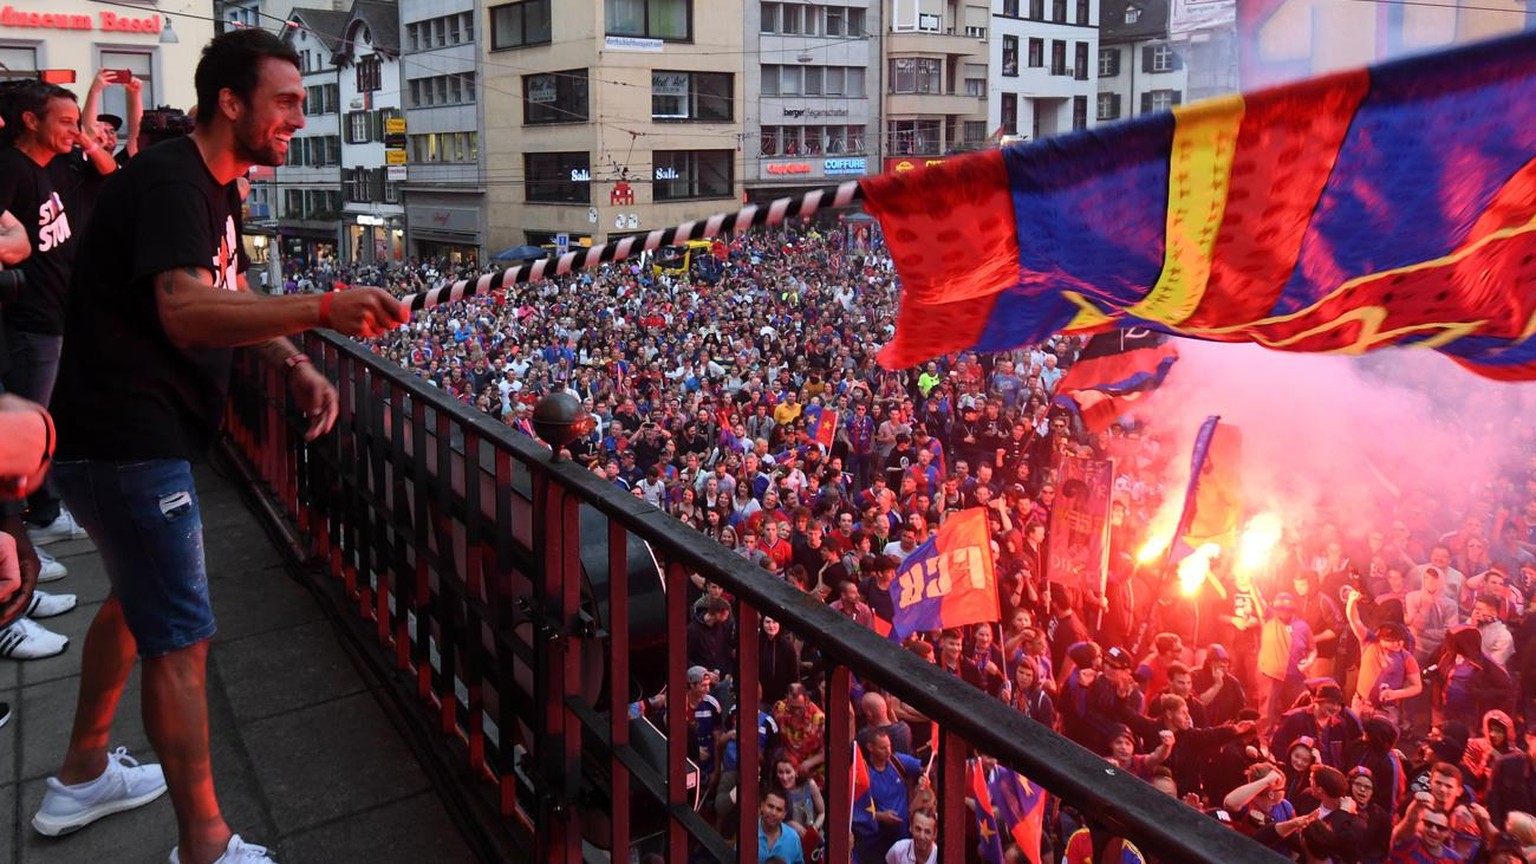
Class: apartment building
400,1,482,260
334,1,405,264
992,0,1099,141
880,0,990,170
1095,0,1184,123
744,1,880,202
480,0,746,251
275,6,348,266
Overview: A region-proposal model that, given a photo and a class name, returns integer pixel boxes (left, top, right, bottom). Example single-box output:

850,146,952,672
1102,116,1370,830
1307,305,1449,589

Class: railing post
735,603,760,862
607,520,631,862
824,665,853,864
666,559,690,864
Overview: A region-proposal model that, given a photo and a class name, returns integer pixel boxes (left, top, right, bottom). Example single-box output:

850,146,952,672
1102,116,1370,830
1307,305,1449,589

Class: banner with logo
1046,457,1113,594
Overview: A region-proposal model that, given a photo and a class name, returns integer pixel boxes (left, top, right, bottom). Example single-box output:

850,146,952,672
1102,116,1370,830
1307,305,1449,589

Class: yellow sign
385,117,407,135
385,149,407,165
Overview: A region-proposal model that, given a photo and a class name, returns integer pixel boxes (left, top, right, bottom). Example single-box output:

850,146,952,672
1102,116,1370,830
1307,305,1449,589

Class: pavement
0,466,480,864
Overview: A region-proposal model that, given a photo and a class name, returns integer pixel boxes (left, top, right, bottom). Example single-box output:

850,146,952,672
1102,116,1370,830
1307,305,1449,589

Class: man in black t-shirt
35,31,407,864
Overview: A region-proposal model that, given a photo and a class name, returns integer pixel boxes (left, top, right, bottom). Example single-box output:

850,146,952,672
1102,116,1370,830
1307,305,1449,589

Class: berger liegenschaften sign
1,6,165,33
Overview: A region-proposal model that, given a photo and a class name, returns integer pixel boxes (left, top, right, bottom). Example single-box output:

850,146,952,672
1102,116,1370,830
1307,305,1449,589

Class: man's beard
233,118,286,167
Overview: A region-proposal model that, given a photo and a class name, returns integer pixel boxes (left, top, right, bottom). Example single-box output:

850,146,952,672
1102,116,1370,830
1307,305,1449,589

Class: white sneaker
0,616,67,659
26,590,76,619
169,834,278,864
32,746,168,836
35,546,66,583
27,510,87,546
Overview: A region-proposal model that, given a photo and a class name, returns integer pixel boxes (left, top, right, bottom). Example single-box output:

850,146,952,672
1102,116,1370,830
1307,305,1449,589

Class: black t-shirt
0,148,78,335
52,137,243,461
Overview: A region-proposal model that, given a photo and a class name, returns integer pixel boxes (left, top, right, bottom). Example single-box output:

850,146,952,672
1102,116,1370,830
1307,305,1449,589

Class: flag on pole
802,404,839,449
887,508,999,640
1170,416,1243,563
970,760,1006,864
989,766,1047,864
861,32,1536,381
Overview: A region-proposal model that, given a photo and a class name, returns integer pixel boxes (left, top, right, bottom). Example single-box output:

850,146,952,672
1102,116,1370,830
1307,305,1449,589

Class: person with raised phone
33,29,407,864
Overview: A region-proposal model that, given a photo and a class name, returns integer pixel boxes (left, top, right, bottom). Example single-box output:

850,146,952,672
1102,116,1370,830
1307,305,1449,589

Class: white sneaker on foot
27,510,87,546
26,590,76,619
33,747,168,836
169,834,278,864
0,617,67,659
35,546,66,583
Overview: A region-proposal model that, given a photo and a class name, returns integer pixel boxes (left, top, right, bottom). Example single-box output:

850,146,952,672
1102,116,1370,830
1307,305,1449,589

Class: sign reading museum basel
0,7,165,33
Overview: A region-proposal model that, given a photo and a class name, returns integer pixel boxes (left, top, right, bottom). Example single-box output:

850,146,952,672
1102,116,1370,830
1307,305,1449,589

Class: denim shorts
52,459,215,657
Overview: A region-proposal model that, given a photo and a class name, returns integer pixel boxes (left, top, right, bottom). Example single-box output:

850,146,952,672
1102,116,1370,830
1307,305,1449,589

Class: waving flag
887,508,999,640
970,760,1006,864
1170,417,1243,562
1054,330,1179,432
863,32,1536,381
990,766,1047,864
802,404,839,449
1063,828,1149,864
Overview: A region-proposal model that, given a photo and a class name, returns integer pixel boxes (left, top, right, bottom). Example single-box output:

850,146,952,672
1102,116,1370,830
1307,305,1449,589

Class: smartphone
39,69,76,85
109,69,133,84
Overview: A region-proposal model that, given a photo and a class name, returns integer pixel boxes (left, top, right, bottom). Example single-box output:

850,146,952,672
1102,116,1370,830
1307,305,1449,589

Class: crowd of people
319,220,1536,864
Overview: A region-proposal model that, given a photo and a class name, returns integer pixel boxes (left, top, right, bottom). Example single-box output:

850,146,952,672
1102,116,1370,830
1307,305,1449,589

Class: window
98,50,153,119
1028,0,1044,18
407,23,419,51
652,150,732,201
886,119,940,155
803,66,822,96
1077,0,1090,24
409,73,478,108
1145,43,1181,73
1073,95,1087,130
651,71,731,121
525,70,589,123
1099,47,1120,77
1028,38,1044,68
525,152,592,203
346,166,371,203
761,2,779,32
345,110,372,144
781,3,802,34
356,55,381,92
889,58,942,94
963,120,987,147
826,6,845,34
761,65,780,96
284,189,303,217
964,76,986,97
1142,89,1182,112
606,0,691,41
1000,93,1017,136
491,0,552,49
1053,0,1067,21
1125,5,1140,22
304,83,339,115
847,8,865,35
1075,42,1089,80
1051,41,1066,75
1002,36,1019,77
1097,92,1121,121
1003,0,1020,14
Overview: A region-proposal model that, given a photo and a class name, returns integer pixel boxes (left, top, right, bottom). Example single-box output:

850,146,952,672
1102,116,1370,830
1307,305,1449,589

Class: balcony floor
0,466,479,864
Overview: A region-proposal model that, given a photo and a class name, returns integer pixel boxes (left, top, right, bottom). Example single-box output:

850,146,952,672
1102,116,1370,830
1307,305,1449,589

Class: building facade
334,1,405,264
743,1,880,203
0,0,212,115
271,7,348,269
878,0,989,173
399,0,483,261
479,0,747,252
1096,0,1185,123
992,0,1100,141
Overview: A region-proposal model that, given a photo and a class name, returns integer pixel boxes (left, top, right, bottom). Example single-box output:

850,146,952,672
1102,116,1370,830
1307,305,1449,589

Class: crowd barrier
224,330,1287,864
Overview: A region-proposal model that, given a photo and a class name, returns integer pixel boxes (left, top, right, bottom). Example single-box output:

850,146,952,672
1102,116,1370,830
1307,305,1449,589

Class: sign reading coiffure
0,6,164,33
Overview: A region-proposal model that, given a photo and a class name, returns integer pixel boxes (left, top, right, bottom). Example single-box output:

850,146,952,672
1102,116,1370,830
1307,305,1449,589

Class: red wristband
318,291,335,329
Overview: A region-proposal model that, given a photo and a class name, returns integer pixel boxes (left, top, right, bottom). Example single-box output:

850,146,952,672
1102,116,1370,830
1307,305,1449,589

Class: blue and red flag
1170,416,1243,563
861,32,1536,381
802,404,839,449
1053,330,1179,432
969,760,1006,864
886,508,999,640
989,766,1047,864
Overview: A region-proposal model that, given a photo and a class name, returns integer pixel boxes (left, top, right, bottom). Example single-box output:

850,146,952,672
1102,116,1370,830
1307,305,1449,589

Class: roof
340,0,400,56
1099,0,1170,43
286,7,350,53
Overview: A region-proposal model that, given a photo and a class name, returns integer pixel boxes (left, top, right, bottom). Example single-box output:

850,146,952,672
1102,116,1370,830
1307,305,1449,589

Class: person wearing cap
1270,680,1365,773
1345,586,1424,728
1258,591,1318,730
1194,644,1250,727
1104,721,1173,780
1080,645,1146,756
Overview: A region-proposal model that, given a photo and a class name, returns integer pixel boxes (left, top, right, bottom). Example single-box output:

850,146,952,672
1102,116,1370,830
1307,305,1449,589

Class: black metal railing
225,330,1288,864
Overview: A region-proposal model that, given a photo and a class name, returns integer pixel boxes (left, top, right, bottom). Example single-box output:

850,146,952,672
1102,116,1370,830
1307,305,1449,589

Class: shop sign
385,149,407,166
765,162,813,176
884,156,948,174
0,7,163,33
823,158,867,176
570,168,591,182
655,166,679,180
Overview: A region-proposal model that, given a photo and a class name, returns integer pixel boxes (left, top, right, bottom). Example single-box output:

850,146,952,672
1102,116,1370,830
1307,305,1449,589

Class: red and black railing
225,330,1286,864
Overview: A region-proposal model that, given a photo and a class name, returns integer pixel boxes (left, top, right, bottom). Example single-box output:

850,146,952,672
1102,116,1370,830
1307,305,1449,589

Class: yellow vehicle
652,239,718,279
